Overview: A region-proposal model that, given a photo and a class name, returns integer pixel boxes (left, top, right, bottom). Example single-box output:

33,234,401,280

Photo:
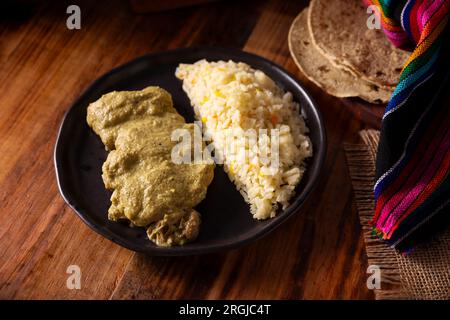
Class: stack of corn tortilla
288,0,409,104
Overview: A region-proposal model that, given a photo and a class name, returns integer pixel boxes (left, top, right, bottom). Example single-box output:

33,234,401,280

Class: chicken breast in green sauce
87,86,214,246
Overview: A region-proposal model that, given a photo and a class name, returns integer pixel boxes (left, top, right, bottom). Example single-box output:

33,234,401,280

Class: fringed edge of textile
344,130,409,300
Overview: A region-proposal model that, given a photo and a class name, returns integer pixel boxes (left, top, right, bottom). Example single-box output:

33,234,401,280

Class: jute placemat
344,130,450,300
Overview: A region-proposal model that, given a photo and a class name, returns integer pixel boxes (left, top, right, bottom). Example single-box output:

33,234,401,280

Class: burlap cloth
345,130,450,300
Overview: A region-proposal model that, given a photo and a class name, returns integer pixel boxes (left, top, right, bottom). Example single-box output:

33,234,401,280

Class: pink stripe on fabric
376,126,449,231
384,30,409,40
382,29,409,47
416,1,431,35
382,132,450,233
418,0,444,35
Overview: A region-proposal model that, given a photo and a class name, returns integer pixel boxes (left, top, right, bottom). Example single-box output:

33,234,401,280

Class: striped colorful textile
363,0,450,252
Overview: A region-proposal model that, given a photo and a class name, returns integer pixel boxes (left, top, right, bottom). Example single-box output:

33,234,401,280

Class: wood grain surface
0,0,377,299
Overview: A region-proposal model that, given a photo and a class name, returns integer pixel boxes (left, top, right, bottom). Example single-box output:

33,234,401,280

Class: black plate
54,47,326,256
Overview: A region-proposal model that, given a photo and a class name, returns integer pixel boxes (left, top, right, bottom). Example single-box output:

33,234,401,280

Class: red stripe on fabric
418,0,448,42
409,0,422,43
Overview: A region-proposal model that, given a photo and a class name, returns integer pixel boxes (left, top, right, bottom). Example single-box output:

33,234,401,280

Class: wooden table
0,0,377,299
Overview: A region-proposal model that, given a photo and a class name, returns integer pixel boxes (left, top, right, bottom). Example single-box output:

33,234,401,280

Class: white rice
176,60,312,219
